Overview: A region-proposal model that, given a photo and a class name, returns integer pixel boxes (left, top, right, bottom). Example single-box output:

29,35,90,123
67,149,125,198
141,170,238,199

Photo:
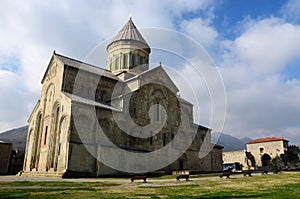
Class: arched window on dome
123,54,128,68
112,55,116,71
139,55,143,65
108,58,112,71
131,54,135,67
100,90,107,102
116,55,120,70
156,102,160,122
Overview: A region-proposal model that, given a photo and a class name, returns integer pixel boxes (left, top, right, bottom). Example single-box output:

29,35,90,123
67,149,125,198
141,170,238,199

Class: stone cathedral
22,18,223,177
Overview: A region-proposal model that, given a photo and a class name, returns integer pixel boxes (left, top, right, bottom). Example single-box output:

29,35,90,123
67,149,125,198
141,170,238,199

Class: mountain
212,132,247,152
0,125,28,151
240,136,252,143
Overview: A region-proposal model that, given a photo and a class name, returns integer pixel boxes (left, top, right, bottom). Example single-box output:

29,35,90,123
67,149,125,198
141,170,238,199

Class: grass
0,172,300,198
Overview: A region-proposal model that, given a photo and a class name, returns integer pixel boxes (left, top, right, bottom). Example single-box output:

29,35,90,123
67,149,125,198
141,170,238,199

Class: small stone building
22,18,222,177
223,150,246,165
223,137,291,169
0,142,12,175
211,145,224,171
246,137,289,167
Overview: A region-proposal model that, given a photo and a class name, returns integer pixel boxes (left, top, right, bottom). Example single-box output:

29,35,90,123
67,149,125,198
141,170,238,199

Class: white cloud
0,0,299,145
285,127,300,144
231,17,300,73
0,70,34,132
281,0,300,22
0,0,216,132
180,18,219,48
219,64,300,143
218,16,300,143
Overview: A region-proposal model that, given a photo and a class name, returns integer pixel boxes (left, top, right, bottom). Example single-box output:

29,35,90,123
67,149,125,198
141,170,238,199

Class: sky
0,0,300,144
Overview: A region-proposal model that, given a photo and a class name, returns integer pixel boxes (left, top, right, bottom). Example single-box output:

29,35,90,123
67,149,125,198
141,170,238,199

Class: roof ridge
54,52,111,72
109,18,149,46
50,52,120,81
246,136,288,144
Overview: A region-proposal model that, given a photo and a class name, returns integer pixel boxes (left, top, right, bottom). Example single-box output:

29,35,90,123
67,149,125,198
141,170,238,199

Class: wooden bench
243,170,253,177
262,170,269,175
176,174,189,181
131,175,147,183
219,170,231,178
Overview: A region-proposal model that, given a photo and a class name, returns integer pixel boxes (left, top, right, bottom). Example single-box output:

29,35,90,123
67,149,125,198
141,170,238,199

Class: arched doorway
31,113,42,170
261,153,271,167
54,116,69,172
178,154,187,170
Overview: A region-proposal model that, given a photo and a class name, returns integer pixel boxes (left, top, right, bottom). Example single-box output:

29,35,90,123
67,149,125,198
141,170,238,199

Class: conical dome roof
106,18,151,74
107,18,150,48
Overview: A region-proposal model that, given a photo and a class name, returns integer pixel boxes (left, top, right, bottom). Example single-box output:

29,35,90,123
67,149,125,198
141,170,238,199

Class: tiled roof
213,144,224,149
62,92,121,112
246,137,288,144
54,53,120,81
109,18,149,47
125,65,179,93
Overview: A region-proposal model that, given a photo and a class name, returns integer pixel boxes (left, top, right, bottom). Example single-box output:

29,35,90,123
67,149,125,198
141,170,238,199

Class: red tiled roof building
246,136,289,167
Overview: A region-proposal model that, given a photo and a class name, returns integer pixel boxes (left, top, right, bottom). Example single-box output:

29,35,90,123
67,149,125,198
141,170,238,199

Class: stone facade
211,145,224,171
246,137,288,167
222,137,290,169
22,18,222,177
223,150,246,165
0,142,12,174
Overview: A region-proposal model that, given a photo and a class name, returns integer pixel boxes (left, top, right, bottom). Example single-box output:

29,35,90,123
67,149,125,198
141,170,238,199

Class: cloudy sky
0,0,300,144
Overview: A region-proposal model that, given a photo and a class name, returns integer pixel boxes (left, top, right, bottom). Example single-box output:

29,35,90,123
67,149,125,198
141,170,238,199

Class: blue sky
0,0,300,144
215,1,285,37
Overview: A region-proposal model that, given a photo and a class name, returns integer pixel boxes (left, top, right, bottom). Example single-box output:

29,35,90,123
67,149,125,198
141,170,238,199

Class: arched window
156,102,160,122
108,58,112,71
96,89,108,102
133,107,137,116
132,54,135,67
50,106,60,168
139,55,143,65
44,126,48,145
123,54,128,68
100,90,107,102
112,55,116,70
259,147,264,153
31,113,42,170
116,55,120,70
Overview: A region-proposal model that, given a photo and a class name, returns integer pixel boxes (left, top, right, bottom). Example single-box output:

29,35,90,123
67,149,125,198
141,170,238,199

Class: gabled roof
41,52,120,83
108,18,149,48
54,52,119,81
178,97,193,105
191,123,211,131
246,137,289,144
125,65,179,93
62,92,121,112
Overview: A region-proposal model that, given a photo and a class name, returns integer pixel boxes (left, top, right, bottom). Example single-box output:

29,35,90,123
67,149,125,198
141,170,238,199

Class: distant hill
212,132,249,152
240,136,252,144
0,125,28,151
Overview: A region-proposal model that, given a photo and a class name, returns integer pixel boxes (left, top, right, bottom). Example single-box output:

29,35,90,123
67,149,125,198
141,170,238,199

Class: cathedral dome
106,18,151,75
107,18,150,51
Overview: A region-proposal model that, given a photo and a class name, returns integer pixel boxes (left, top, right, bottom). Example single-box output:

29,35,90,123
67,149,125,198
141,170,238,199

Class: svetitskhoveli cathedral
22,18,223,177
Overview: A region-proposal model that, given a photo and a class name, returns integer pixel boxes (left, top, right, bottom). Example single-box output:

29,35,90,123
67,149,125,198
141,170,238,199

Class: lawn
0,172,300,198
